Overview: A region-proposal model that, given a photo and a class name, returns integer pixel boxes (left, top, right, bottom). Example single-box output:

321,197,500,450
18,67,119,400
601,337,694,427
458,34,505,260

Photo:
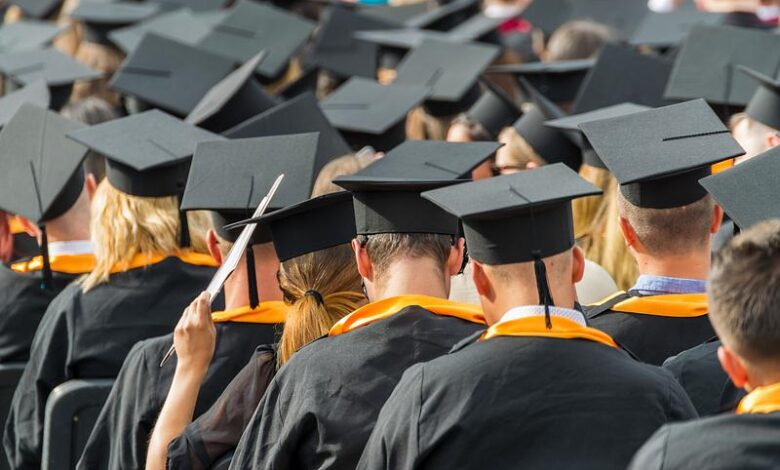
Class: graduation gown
0,254,94,363
358,314,698,470
3,253,217,470
76,302,286,470
586,292,715,365
663,338,746,416
629,384,780,470
167,345,278,470
229,295,486,470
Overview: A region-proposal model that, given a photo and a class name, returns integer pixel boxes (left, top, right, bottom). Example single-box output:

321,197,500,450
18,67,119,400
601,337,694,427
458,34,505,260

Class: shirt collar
499,305,586,327
631,274,707,297
47,240,93,257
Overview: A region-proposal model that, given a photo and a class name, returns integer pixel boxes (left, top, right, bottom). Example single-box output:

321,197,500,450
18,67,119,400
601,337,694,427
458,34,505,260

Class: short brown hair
709,220,780,362
356,233,453,282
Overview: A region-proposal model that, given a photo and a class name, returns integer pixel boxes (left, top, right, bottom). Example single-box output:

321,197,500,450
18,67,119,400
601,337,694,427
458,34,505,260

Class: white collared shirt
47,240,93,257
498,305,586,327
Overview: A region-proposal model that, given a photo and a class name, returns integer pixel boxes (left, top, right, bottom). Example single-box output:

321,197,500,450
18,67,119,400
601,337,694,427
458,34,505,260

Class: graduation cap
405,0,480,31
448,13,506,44
512,78,581,170
572,44,672,114
520,0,646,40
226,191,357,262
0,104,88,287
275,66,319,100
665,25,780,107
357,140,501,179
0,48,102,110
197,0,316,81
700,146,780,230
546,103,651,169
149,0,230,11
351,29,452,69
185,51,280,133
70,1,160,47
8,0,63,19
320,77,427,151
629,6,725,49
0,20,63,53
108,8,218,54
224,92,351,171
466,80,522,138
738,65,780,131
422,163,601,323
307,5,396,79
358,2,432,26
0,80,49,128
488,59,594,104
110,33,235,117
393,39,499,117
67,109,223,198
579,99,745,209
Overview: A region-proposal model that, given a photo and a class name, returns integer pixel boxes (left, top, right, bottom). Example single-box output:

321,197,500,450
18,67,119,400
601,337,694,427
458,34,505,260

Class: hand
173,292,216,375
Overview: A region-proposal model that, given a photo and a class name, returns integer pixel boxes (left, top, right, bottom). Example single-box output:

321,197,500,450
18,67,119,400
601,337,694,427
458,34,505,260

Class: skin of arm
146,292,215,470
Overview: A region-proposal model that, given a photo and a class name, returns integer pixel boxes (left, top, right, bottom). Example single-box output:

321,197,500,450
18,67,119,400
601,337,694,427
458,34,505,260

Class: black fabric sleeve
627,425,671,470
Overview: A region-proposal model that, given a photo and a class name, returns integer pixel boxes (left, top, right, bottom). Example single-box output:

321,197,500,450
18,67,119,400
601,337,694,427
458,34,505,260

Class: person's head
494,126,545,175
599,188,639,291
406,106,453,141
61,97,122,182
446,115,497,179
730,113,780,164
311,153,375,197
710,219,780,390
543,20,613,62
351,233,464,300
277,243,366,365
72,40,125,107
81,179,208,291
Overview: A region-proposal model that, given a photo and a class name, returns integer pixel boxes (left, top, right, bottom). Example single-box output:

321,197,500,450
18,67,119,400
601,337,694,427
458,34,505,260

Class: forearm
145,365,207,470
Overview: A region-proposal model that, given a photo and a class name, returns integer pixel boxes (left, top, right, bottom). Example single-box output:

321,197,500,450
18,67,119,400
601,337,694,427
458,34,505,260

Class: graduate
3,110,221,470
358,164,696,470
76,133,327,470
0,104,96,364
581,100,744,365
629,219,780,469
149,191,363,470
227,144,497,470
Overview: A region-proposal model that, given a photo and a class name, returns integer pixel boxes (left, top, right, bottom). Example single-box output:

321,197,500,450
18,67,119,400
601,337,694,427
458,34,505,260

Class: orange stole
108,250,218,274
12,254,96,275
481,315,618,349
737,383,780,415
211,301,287,324
593,291,708,318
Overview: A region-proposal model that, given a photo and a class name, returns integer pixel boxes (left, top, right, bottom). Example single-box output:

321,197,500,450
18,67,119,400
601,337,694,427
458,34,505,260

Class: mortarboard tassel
177,193,190,248
245,244,259,309
532,250,555,329
38,224,52,290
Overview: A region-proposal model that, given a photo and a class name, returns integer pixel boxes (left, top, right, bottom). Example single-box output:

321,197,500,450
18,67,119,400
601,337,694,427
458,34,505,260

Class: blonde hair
496,126,546,170
81,180,210,291
544,20,613,62
72,40,124,106
406,106,453,141
311,153,372,197
600,192,639,291
277,244,365,365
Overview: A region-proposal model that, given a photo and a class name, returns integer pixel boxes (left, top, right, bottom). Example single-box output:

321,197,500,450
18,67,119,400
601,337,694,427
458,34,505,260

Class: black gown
358,314,698,470
229,296,486,470
586,292,715,365
167,345,278,470
3,256,216,470
77,302,285,470
663,338,746,416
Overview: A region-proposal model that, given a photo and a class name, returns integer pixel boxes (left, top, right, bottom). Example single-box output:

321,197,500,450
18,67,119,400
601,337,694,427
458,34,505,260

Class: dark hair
61,97,122,182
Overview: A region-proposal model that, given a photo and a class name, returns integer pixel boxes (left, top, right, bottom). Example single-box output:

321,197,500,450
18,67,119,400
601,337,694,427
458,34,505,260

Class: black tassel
39,225,52,290
532,250,554,329
178,210,190,248
245,245,259,309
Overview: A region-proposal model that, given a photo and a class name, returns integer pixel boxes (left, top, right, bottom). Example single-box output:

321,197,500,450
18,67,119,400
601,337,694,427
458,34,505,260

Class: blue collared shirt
631,275,707,297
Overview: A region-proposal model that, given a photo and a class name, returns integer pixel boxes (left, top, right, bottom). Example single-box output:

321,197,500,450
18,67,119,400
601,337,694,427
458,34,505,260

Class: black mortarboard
665,25,780,107
108,9,217,54
700,146,780,230
353,28,451,51
224,92,350,171
466,79,522,138
0,20,63,53
521,0,646,39
0,104,88,288
358,2,431,26
67,109,223,197
489,59,594,104
8,0,62,19
0,48,102,110
0,80,49,128
149,0,230,11
110,33,234,117
275,66,319,100
579,99,745,209
357,140,500,179
422,163,601,322
546,103,651,169
320,77,427,151
448,13,505,44
334,176,461,236
630,6,724,49
572,44,672,114
70,1,160,47
393,39,498,117
405,0,480,31
197,0,316,81
738,65,780,131
185,51,280,133
228,192,357,262
512,77,581,170
308,6,395,79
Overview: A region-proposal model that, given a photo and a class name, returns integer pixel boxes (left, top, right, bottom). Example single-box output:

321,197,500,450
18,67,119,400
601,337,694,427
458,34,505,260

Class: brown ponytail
277,243,365,366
